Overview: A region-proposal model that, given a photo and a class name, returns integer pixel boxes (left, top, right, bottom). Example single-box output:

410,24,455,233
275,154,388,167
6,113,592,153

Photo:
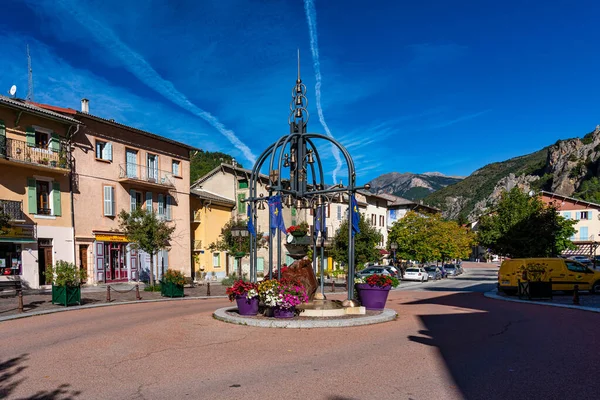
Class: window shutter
27,178,37,214
49,133,60,152
105,143,112,161
52,182,61,216
588,211,593,220
104,186,114,216
158,194,164,216
166,195,172,221
146,192,153,212
26,127,35,147
0,120,5,157
130,189,136,211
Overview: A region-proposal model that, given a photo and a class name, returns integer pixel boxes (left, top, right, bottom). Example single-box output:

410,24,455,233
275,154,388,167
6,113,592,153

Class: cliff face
424,126,600,220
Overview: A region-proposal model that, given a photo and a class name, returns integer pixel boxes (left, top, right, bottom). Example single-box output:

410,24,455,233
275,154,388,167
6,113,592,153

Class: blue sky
2,0,600,185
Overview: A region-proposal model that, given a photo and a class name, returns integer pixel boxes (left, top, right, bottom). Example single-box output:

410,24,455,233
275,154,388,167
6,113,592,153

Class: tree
477,187,577,258
118,208,176,287
209,218,265,276
330,214,382,268
387,212,475,264
190,150,238,184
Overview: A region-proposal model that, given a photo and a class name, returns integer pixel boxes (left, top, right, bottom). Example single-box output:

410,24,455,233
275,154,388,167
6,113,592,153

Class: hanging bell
317,196,324,207
290,149,296,163
284,195,293,207
295,108,302,118
296,84,302,93
295,96,303,106
307,150,314,164
258,201,266,210
295,198,303,209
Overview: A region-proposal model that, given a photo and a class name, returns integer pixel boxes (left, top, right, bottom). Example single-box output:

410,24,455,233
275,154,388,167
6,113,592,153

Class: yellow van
498,258,600,294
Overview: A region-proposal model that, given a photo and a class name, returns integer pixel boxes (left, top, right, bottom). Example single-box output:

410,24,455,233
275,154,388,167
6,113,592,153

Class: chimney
81,98,89,113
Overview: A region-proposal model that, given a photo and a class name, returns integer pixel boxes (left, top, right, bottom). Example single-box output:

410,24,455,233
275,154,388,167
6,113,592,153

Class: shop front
0,223,37,285
93,232,138,284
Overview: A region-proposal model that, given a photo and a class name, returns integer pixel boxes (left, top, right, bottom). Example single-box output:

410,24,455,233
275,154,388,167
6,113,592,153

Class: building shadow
403,292,600,400
0,354,82,399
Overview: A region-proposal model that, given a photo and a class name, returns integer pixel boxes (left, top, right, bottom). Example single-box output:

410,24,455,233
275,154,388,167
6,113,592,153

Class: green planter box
51,285,81,307
161,281,184,298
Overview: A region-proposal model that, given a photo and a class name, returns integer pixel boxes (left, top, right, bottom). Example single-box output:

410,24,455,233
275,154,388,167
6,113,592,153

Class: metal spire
290,50,308,128
297,48,301,83
27,45,34,102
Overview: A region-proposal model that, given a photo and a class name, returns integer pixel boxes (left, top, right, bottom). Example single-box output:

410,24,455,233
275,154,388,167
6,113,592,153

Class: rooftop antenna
27,45,34,102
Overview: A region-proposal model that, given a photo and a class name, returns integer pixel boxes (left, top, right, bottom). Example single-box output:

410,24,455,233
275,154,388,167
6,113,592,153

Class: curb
213,307,398,329
0,295,228,323
484,290,600,313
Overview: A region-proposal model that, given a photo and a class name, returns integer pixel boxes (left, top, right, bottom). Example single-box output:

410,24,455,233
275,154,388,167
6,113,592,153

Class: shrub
162,269,185,286
45,260,87,287
144,284,161,292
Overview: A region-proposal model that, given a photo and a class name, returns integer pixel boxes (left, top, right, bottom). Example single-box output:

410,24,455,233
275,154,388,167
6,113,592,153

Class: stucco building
0,96,80,288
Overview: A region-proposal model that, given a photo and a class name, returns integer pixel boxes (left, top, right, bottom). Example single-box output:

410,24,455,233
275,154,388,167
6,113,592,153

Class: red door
106,243,128,282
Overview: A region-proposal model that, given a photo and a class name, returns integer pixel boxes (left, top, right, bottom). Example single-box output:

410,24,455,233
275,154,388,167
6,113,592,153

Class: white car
403,267,429,282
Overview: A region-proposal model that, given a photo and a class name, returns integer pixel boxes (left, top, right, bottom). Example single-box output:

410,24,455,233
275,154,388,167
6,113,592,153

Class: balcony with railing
0,137,70,172
0,200,25,221
118,163,175,188
571,234,596,242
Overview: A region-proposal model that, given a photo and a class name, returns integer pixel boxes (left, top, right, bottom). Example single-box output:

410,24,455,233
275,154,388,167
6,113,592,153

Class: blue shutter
588,211,592,220
563,212,571,219
580,227,589,240
146,192,153,212
130,189,136,211
158,194,164,217
166,195,172,221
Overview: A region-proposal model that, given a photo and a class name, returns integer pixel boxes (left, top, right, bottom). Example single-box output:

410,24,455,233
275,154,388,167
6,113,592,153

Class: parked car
355,266,391,279
383,265,400,278
403,267,429,282
444,264,458,277
455,263,464,275
424,266,442,280
438,265,448,278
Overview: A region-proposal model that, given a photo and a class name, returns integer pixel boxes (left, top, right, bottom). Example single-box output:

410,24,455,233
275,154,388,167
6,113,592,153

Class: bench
0,279,24,312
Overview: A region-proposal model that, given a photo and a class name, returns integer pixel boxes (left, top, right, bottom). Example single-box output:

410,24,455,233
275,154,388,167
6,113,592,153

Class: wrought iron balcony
193,240,202,251
118,163,174,188
0,137,70,170
0,200,25,221
572,234,595,242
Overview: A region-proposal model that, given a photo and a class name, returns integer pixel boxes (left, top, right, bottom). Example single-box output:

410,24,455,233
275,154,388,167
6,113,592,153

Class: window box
160,281,184,298
51,285,82,307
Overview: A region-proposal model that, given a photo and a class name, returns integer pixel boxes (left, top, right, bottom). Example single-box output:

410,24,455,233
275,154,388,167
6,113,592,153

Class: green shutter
238,180,248,189
0,120,5,137
237,193,246,214
52,182,61,216
26,127,35,147
0,120,5,157
27,178,37,214
49,132,60,152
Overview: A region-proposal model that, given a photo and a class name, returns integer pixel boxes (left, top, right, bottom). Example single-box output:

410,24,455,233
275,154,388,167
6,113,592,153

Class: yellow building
190,188,235,280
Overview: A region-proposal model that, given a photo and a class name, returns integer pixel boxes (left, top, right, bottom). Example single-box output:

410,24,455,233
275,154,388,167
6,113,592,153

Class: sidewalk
485,289,600,312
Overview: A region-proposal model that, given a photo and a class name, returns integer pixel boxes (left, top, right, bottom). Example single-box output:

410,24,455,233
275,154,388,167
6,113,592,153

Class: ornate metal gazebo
244,53,370,305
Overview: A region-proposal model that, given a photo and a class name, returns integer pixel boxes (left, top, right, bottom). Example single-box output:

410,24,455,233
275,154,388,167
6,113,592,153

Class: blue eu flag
351,195,360,237
247,203,256,237
268,195,287,235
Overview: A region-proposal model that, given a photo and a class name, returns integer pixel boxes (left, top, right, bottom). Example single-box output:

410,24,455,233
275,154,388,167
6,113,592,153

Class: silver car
355,266,391,279
424,266,442,280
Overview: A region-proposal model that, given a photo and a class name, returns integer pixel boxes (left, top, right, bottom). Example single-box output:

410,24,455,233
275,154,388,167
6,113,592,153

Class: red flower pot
236,295,259,316
355,283,391,311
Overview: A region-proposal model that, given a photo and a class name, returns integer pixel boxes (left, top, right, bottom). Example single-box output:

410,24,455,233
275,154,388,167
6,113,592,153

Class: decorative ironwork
0,137,70,169
0,200,25,221
245,52,370,304
118,163,174,188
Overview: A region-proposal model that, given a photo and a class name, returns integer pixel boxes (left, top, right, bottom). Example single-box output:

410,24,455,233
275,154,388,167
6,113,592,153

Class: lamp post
231,225,249,278
390,242,398,265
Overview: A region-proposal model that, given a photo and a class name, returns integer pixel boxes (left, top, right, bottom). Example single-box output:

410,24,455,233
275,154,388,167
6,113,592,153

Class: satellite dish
9,85,16,96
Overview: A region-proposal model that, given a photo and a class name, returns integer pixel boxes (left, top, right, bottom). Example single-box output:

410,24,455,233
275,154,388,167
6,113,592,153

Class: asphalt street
1,265,598,400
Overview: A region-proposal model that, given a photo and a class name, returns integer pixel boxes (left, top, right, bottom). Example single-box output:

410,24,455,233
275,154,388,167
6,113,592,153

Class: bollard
207,282,211,296
332,279,335,293
106,285,111,302
17,289,24,313
573,285,580,305
135,284,141,301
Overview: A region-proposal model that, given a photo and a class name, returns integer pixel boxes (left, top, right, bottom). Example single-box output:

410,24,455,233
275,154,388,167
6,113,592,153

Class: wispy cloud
304,0,344,184
427,109,491,130
43,0,257,164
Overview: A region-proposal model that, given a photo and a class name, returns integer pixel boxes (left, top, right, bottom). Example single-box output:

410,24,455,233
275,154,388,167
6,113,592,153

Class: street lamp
231,225,249,278
390,242,398,265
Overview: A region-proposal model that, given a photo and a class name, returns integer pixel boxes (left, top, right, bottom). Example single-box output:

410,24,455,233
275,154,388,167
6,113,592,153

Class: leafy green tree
330,214,382,268
477,187,576,258
574,177,600,204
190,150,238,184
119,208,176,287
209,218,265,276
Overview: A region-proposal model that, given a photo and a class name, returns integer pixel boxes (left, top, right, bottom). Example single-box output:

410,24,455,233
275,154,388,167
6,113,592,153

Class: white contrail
51,0,256,164
303,0,344,184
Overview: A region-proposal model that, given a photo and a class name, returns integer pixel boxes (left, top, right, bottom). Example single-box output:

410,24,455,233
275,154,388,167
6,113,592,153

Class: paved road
1,267,599,400
397,267,498,293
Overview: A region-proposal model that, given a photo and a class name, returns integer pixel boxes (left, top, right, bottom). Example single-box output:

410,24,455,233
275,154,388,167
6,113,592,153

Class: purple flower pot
236,295,259,316
355,283,391,311
273,306,295,318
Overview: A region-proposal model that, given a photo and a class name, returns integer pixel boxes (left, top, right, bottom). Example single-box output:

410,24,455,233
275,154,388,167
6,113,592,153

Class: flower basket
236,294,259,316
51,285,81,307
355,283,391,310
161,281,184,297
291,231,307,237
273,306,295,318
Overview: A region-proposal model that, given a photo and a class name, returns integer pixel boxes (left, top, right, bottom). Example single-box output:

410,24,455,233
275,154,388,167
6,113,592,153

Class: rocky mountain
367,172,464,200
424,125,600,221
